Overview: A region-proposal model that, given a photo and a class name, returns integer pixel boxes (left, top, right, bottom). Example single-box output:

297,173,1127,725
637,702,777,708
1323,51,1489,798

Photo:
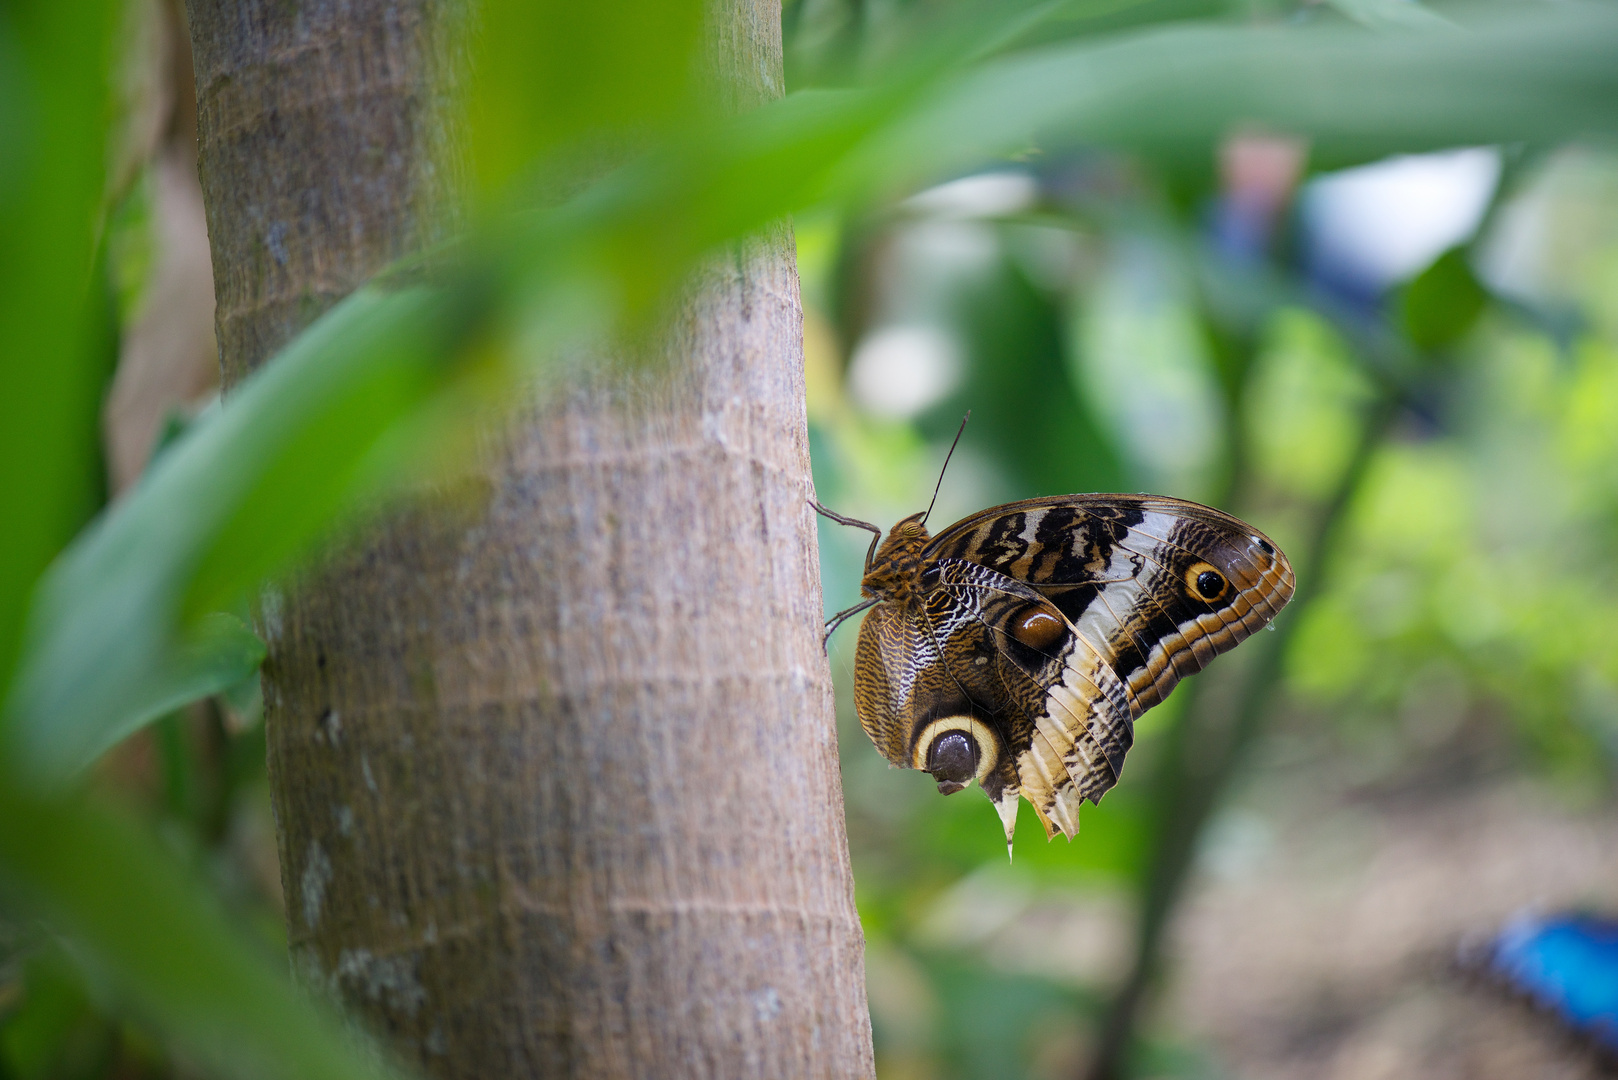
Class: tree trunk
185,1,874,1077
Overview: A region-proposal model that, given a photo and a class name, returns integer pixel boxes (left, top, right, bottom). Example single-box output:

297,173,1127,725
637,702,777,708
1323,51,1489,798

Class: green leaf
1323,0,1454,34
469,0,708,198
1400,246,1489,353
0,786,399,1080
0,0,118,711
852,3,1618,183
25,614,263,785
0,947,102,1079
1,283,459,787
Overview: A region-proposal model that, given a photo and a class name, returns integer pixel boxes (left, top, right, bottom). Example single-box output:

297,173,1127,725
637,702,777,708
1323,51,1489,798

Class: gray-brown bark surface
185,0,874,1076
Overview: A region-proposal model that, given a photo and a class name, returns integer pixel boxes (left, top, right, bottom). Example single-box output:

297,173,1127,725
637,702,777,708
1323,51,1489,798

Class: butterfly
817,462,1293,853
1463,910,1618,1060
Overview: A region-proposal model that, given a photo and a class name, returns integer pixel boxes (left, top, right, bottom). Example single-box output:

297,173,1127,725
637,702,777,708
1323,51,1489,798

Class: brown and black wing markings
922,559,1136,840
925,497,1158,681
850,494,1294,846
853,598,954,763
1099,509,1293,711
853,587,1021,823
906,573,1028,846
924,494,1294,719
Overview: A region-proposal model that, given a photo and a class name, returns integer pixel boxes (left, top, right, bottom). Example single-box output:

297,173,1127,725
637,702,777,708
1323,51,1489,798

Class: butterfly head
859,511,933,604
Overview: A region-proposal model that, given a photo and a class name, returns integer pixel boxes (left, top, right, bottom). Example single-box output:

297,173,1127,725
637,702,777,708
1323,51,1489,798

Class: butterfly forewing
925,495,1293,715
848,492,1294,844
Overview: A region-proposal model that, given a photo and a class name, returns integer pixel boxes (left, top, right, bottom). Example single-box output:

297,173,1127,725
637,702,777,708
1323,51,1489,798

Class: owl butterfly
817,467,1293,854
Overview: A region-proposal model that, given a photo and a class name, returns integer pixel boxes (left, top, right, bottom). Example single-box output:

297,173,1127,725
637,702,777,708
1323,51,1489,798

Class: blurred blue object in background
1300,148,1500,312
1480,911,1618,1056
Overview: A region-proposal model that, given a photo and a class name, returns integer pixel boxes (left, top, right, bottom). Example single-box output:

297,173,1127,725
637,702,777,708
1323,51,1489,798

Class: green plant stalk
154,711,195,825
0,0,117,722
1084,393,1398,1080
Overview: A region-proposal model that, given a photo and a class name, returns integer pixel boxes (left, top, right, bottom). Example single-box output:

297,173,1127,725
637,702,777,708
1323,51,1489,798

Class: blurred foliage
797,8,1618,1079
5,0,1618,1076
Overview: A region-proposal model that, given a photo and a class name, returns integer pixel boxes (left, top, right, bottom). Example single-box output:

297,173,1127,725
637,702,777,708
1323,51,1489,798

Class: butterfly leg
809,499,883,574
821,598,877,652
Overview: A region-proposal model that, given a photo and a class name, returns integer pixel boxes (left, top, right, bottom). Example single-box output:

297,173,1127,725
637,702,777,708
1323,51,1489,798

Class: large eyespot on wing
910,715,1000,793
907,711,1023,856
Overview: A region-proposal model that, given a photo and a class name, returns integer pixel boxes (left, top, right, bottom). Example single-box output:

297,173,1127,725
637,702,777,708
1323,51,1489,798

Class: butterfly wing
1468,911,1618,1056
851,557,1125,850
853,578,1026,848
926,494,1294,713
921,494,1294,835
922,559,1137,839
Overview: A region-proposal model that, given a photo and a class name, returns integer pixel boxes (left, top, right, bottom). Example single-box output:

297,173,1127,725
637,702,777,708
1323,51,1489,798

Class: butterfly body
839,494,1294,849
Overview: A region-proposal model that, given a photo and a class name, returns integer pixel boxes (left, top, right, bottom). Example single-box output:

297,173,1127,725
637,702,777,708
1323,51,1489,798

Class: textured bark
186,1,874,1077
189,0,463,384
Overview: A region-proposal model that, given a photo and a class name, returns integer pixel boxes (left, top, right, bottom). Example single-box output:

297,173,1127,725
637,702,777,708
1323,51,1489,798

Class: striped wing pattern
926,559,1135,839
892,494,1294,839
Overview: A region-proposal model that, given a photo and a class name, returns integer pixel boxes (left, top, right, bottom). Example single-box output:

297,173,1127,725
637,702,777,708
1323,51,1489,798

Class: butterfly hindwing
925,559,1135,838
854,577,1025,844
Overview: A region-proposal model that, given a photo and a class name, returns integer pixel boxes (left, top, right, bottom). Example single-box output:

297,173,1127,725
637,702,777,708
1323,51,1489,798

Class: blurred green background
5,0,1618,1077
795,5,1618,1076
807,140,1618,1072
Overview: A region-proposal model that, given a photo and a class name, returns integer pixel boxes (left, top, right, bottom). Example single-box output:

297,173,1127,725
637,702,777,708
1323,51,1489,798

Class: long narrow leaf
14,0,1618,787
847,3,1618,186
2,284,454,786
0,785,398,1080
0,0,117,706
44,614,264,781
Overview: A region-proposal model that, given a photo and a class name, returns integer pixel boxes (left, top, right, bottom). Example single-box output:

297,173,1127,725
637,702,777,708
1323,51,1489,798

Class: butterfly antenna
921,411,970,528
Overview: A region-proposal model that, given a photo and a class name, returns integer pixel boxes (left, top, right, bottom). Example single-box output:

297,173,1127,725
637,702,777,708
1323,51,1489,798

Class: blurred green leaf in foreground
8,0,1618,1076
